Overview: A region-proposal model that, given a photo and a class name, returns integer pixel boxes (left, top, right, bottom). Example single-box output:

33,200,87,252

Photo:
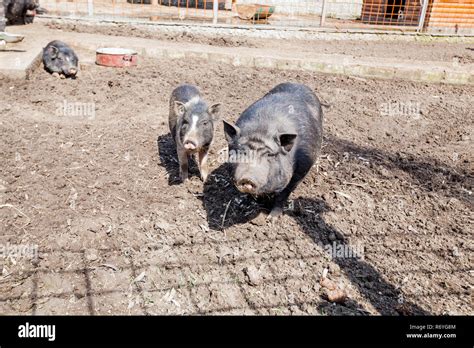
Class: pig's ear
223,120,240,143
208,103,221,121
279,133,297,152
174,101,186,117
49,46,59,59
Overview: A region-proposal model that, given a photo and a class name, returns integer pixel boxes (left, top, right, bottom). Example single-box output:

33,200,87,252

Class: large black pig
223,82,323,220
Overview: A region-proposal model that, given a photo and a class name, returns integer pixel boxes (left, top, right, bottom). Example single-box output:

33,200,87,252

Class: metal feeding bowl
0,33,24,43
96,47,138,68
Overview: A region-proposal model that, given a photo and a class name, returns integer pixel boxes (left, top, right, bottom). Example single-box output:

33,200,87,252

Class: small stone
327,289,347,303
87,221,101,233
300,285,310,293
328,232,337,242
154,219,173,232
85,249,98,262
173,236,186,246
60,142,74,149
250,213,266,226
329,263,341,276
243,265,261,286
320,277,337,290
452,247,460,257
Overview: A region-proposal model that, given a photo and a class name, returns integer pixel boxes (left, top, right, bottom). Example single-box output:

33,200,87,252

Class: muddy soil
0,47,472,315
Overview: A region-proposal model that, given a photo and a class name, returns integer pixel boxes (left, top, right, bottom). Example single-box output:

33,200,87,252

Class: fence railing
37,0,474,34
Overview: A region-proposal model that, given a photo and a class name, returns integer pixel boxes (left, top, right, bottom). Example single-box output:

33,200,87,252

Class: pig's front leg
177,145,189,182
198,147,210,182
268,176,303,221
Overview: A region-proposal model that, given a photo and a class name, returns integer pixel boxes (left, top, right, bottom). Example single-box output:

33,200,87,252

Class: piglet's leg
198,147,210,182
177,146,189,182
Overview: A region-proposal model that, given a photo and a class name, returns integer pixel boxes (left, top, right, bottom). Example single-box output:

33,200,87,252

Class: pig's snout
183,140,197,151
236,178,257,194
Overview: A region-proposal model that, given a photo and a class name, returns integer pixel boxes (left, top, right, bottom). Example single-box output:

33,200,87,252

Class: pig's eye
202,121,209,126
266,152,277,158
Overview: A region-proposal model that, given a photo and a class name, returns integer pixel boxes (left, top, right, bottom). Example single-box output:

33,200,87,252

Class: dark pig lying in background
169,84,221,182
42,40,79,78
4,0,46,25
223,82,323,220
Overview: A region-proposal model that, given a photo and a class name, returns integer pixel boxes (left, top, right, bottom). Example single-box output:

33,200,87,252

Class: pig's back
237,87,323,165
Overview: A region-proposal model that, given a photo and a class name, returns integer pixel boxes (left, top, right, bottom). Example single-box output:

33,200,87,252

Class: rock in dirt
243,265,262,286
154,218,174,232
250,213,267,226
300,285,311,293
85,249,99,262
320,277,337,290
87,221,102,233
326,288,347,303
329,263,341,276
173,236,186,246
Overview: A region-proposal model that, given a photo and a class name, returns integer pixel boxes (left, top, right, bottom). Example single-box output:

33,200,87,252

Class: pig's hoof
60,74,66,79
52,72,60,78
267,208,283,223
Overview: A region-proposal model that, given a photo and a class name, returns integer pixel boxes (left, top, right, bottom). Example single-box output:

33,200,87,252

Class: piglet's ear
208,103,221,121
223,120,240,143
174,101,186,117
50,46,59,59
279,133,297,152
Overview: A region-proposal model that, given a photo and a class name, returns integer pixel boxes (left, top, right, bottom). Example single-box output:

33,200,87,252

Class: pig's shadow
200,164,430,315
290,197,430,315
157,134,200,186
200,163,263,230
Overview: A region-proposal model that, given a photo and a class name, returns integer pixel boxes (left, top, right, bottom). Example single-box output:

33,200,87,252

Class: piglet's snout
183,140,197,151
236,178,257,194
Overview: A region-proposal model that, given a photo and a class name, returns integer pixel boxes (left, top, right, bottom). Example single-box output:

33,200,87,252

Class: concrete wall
236,0,363,19
326,0,363,19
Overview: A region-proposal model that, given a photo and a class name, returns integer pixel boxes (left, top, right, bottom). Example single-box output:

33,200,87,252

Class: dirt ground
0,38,473,315
46,20,474,64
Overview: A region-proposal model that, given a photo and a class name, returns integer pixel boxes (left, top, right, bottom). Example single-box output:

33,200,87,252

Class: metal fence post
87,0,94,17
0,1,6,32
320,0,328,27
417,0,429,32
213,0,219,24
